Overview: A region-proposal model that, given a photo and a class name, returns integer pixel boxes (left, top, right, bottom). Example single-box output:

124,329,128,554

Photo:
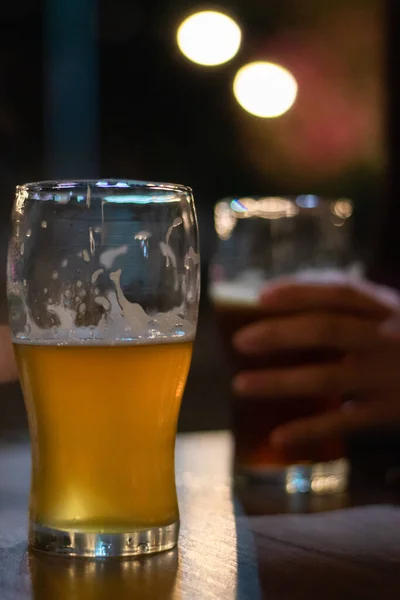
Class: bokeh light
296,195,319,209
177,11,241,66
233,61,298,118
331,198,353,219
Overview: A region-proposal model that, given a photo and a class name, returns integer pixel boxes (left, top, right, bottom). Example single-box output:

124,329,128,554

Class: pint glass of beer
8,180,199,556
209,196,353,493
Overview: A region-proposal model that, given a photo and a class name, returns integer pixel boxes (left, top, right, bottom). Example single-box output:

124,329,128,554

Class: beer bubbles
177,11,241,66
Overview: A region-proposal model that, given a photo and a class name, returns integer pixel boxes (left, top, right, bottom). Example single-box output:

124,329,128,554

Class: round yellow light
177,11,241,66
233,61,298,118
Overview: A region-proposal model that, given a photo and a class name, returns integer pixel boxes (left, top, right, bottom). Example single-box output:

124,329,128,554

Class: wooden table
1,431,400,599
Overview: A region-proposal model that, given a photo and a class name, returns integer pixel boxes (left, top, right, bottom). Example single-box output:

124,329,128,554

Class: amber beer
211,287,344,473
15,340,193,532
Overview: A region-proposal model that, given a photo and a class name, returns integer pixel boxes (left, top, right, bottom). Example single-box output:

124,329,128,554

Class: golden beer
15,340,193,533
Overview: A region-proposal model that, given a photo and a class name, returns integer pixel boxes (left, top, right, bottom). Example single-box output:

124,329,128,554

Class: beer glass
209,195,353,493
7,180,200,556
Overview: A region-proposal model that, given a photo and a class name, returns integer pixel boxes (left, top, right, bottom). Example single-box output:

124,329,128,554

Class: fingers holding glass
233,313,395,356
269,395,400,450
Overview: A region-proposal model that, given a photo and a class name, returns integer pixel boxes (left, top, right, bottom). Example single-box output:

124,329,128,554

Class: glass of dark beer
209,196,355,493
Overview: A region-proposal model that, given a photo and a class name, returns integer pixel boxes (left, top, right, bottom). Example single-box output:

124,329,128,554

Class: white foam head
209,264,400,312
209,281,260,306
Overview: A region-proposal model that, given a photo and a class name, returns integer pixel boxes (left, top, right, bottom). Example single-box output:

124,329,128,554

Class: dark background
0,0,398,439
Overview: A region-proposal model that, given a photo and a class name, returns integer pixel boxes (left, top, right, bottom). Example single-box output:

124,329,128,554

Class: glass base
235,458,349,494
29,520,179,557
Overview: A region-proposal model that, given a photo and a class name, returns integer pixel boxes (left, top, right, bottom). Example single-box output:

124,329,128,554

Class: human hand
232,280,400,451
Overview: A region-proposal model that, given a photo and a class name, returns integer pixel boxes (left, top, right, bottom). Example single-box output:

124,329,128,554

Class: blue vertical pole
44,0,99,179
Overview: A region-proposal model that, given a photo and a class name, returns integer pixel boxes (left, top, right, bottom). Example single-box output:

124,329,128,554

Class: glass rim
213,195,354,227
217,194,353,204
215,195,353,215
16,179,192,194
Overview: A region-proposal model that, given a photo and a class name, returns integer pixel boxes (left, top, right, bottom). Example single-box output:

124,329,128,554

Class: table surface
2,431,400,600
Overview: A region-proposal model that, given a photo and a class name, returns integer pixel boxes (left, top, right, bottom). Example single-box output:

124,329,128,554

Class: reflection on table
29,549,179,600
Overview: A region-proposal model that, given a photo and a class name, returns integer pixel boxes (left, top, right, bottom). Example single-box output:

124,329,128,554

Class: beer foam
13,335,194,346
99,245,128,269
209,281,261,306
15,291,196,345
210,267,361,307
15,282,196,345
14,268,196,346
13,219,199,345
210,265,400,313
